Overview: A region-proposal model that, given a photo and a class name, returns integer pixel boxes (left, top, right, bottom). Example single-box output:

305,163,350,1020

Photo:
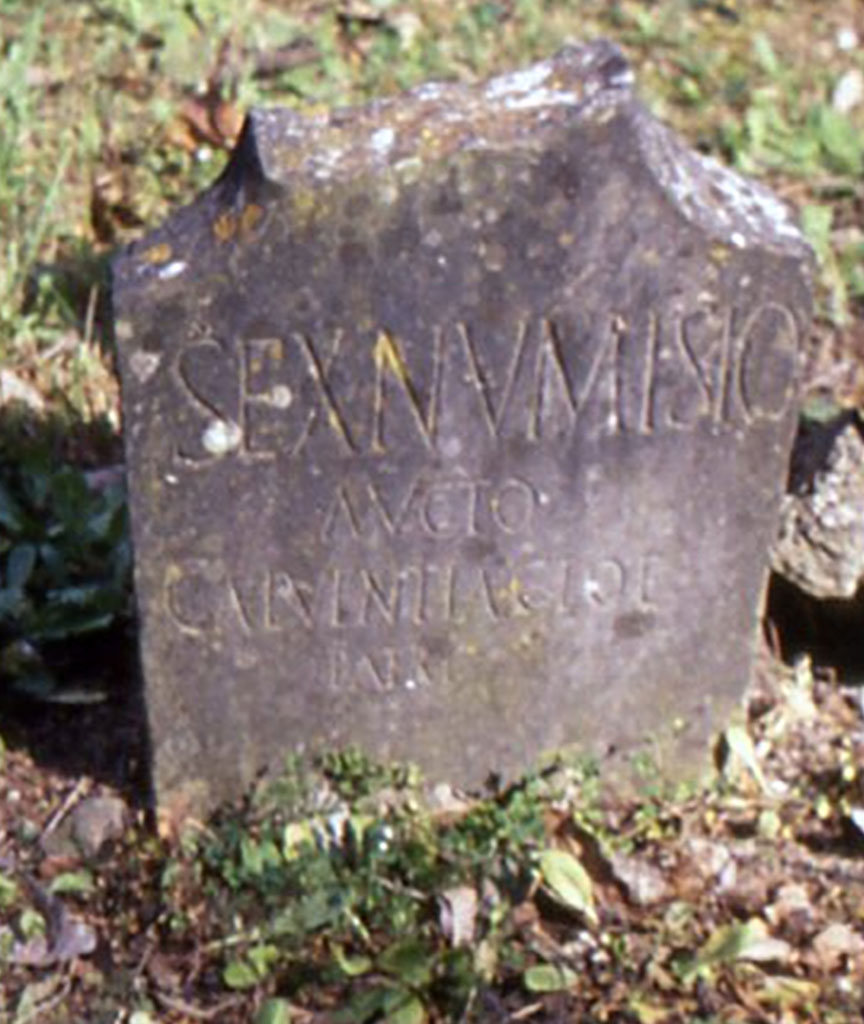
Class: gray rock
112,42,812,813
772,417,864,599
71,796,127,858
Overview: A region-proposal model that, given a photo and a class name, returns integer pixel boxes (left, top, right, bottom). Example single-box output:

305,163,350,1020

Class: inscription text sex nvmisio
169,302,800,466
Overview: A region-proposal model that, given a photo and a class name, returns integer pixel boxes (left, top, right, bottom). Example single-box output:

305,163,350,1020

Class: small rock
833,68,864,114
836,27,859,52
51,914,98,962
439,885,479,947
682,837,732,880
717,857,738,892
720,874,769,918
766,882,812,924
11,908,97,966
608,852,669,907
674,838,735,902
71,796,127,858
811,922,864,972
766,882,815,944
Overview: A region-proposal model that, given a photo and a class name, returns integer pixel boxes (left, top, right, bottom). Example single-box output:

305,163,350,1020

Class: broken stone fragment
772,415,864,599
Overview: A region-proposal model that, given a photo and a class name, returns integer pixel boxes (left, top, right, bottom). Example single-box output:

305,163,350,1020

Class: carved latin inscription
156,300,798,696
168,303,800,465
322,474,539,542
164,552,662,636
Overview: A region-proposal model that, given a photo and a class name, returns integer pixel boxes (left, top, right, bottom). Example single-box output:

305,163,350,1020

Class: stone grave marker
113,41,812,812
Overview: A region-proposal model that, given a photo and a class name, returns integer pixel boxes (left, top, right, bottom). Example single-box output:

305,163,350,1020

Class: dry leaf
0,370,45,413
765,883,813,930
539,848,598,924
723,724,770,793
683,918,792,981
756,975,820,1011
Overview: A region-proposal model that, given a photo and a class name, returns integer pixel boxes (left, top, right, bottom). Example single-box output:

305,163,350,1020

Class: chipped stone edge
635,113,813,259
238,41,811,260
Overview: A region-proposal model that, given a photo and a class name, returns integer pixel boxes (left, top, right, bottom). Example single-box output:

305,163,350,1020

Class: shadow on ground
767,571,864,683
0,392,152,808
0,630,151,807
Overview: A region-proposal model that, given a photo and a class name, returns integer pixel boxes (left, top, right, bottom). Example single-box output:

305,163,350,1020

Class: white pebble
836,27,859,52
370,127,396,155
833,68,864,114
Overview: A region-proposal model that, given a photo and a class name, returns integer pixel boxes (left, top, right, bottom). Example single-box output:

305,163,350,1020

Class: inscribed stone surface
112,42,813,810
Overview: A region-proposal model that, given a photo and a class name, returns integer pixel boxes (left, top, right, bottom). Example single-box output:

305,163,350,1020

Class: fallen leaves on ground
1,646,863,1022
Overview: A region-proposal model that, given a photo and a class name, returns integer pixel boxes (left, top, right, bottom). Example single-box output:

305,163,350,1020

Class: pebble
71,796,127,858
836,27,859,52
832,68,864,114
608,852,669,907
812,922,864,972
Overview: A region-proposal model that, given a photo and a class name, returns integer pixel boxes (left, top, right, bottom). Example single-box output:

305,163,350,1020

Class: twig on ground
153,990,244,1021
509,1002,543,1020
40,778,89,845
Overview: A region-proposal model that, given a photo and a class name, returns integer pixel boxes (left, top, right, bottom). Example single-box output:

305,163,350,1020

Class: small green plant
160,757,572,1019
0,454,130,698
319,747,421,801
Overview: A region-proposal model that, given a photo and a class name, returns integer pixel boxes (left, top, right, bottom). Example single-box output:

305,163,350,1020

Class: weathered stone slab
112,42,813,812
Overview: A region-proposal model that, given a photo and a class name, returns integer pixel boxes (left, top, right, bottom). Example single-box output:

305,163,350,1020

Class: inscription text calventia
164,552,661,636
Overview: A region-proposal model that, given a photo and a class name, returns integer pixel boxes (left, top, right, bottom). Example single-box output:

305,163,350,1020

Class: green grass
0,6,60,341
0,1,861,387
